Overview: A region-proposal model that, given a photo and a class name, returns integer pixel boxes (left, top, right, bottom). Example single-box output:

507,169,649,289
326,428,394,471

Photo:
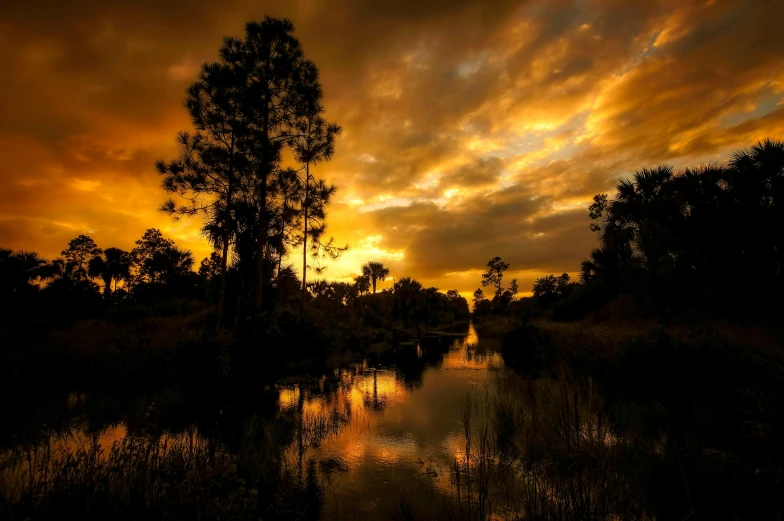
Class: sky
1,0,783,297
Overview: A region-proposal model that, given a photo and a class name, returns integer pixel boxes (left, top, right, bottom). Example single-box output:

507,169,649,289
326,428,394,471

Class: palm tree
393,276,422,294
89,247,132,295
41,257,77,291
0,249,48,296
361,262,390,294
353,274,370,295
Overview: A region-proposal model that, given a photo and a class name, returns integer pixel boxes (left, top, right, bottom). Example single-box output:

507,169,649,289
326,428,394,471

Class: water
2,323,509,518
278,324,503,518
4,324,779,520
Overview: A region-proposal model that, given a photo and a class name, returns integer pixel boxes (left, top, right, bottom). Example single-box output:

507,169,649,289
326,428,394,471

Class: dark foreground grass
0,414,322,521
399,320,784,521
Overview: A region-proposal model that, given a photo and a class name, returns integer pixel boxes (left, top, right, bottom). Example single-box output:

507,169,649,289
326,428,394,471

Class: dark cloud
365,186,592,278
440,158,504,189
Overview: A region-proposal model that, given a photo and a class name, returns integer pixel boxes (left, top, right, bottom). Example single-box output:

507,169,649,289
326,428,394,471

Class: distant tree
391,277,424,323
481,256,510,299
556,273,570,294
471,287,494,316
392,277,423,300
88,247,131,295
445,289,470,320
0,248,47,297
532,273,570,301
42,258,74,286
330,282,356,304
308,280,334,299
273,266,302,305
353,274,371,295
42,255,101,297
361,262,390,293
61,235,102,282
198,252,223,281
393,277,423,294
87,256,108,294
131,229,194,285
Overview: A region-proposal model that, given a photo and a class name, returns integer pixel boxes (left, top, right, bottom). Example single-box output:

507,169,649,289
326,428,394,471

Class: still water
2,324,510,519
278,325,502,518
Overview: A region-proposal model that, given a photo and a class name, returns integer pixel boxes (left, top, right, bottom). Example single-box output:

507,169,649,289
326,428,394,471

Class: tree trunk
372,277,377,294
277,207,285,280
255,169,268,315
255,53,271,317
277,188,289,280
218,158,234,321
301,162,310,316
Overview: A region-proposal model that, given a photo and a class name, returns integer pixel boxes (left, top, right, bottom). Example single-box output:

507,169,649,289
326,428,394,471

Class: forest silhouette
1,15,784,521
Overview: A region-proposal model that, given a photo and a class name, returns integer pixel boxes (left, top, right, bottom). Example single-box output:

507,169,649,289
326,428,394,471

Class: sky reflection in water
277,324,504,518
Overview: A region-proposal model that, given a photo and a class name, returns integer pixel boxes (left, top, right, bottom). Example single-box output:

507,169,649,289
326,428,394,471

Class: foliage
480,256,509,297
61,234,102,282
583,139,784,316
88,247,132,295
130,229,195,302
353,274,371,295
472,257,519,318
0,248,47,298
361,261,390,293
157,17,345,319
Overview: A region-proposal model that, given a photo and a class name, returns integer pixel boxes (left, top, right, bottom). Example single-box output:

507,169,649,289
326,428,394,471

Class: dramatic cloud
1,0,783,295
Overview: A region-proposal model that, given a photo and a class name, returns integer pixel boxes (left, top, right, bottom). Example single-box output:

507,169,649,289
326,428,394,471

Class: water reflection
2,323,507,519
5,322,767,520
276,324,505,518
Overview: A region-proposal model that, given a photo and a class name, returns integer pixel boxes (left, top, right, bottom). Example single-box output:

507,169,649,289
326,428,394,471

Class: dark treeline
1,229,196,314
472,138,784,323
0,231,469,389
584,138,784,318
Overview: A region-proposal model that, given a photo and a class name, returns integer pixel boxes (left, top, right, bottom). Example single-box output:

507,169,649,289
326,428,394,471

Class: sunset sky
1,0,783,296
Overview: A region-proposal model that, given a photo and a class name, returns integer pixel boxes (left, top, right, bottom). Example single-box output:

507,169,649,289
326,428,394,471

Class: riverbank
492,315,784,520
1,295,471,398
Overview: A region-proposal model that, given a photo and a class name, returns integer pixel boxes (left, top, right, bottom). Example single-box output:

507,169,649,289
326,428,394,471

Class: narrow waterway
277,324,504,518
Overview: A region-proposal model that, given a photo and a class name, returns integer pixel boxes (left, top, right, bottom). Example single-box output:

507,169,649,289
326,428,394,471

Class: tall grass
436,374,653,521
493,319,784,520
0,414,320,521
